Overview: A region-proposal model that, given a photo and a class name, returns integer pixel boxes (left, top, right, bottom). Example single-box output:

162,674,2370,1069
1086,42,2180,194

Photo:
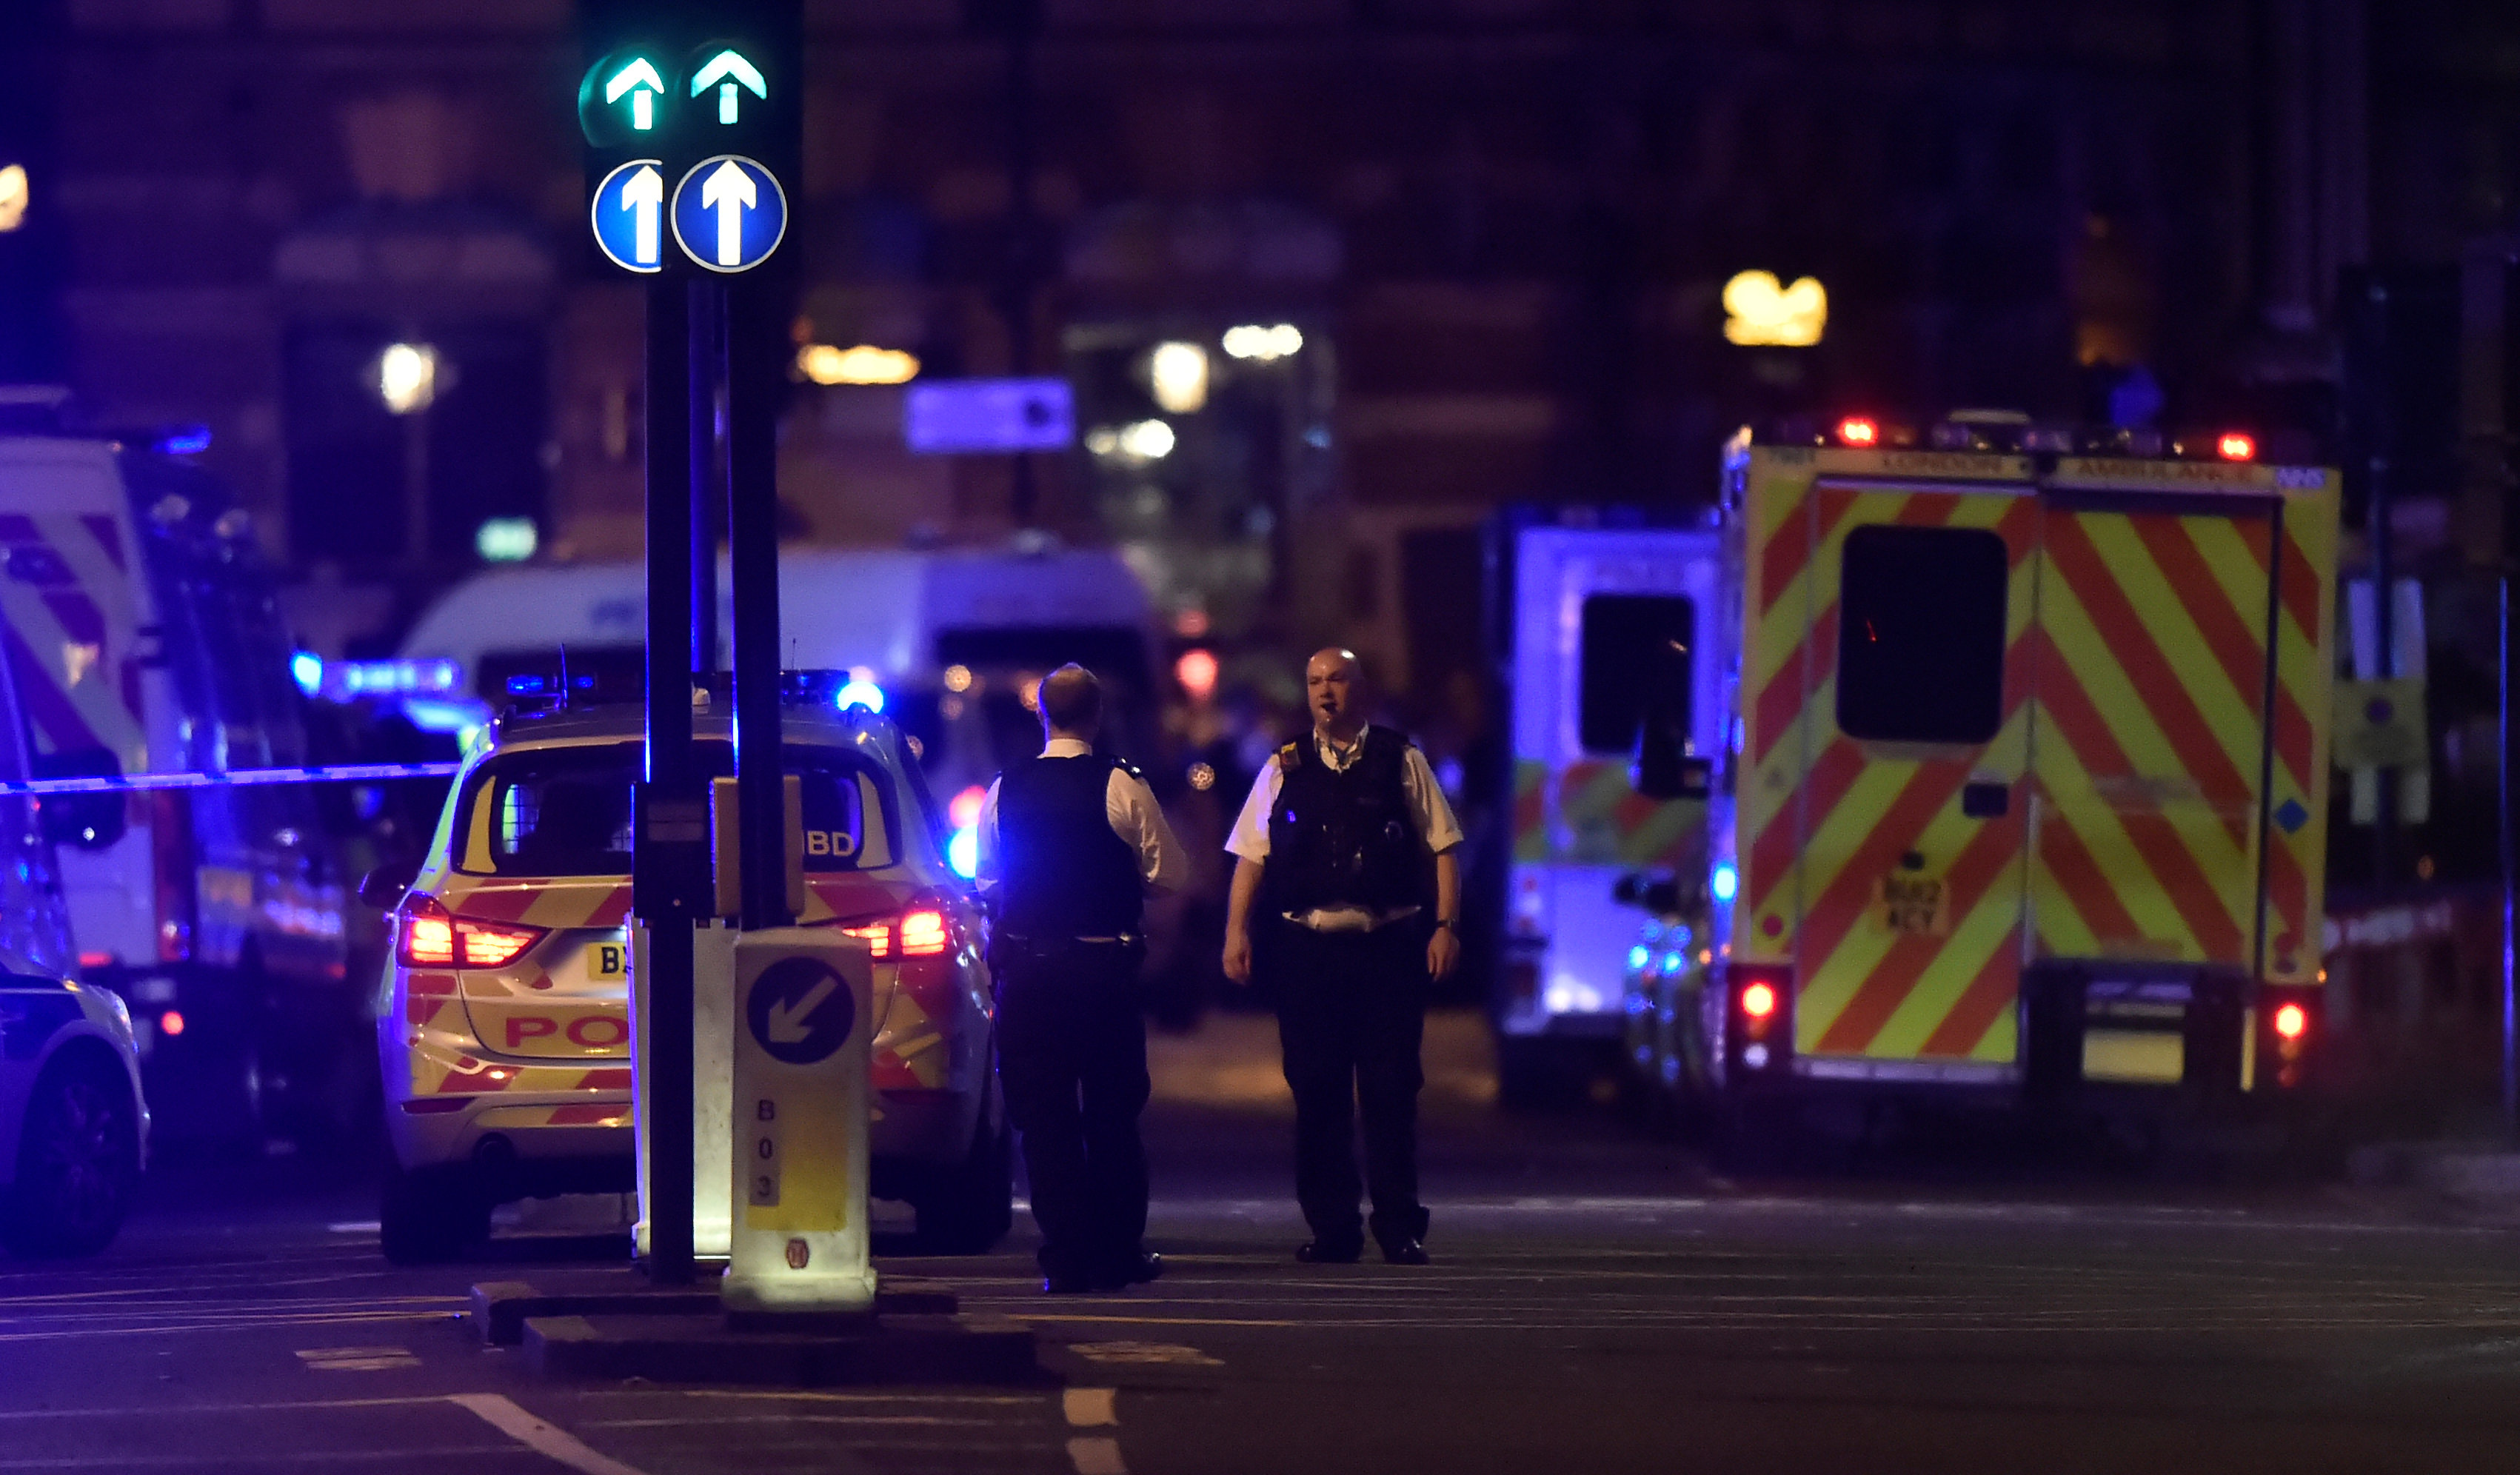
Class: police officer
1222,648,1463,1265
977,664,1187,1294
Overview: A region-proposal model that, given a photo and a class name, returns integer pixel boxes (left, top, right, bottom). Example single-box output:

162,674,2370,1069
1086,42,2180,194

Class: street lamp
377,343,442,563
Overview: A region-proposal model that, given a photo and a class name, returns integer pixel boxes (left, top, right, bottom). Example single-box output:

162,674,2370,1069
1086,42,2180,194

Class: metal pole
727,277,790,931
2499,572,2515,1138
689,282,726,676
2362,277,2399,886
639,279,698,1285
1000,0,1040,526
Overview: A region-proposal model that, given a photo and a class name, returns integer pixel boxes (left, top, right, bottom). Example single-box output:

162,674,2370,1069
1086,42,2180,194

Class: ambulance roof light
1835,416,1879,447
2216,431,2257,462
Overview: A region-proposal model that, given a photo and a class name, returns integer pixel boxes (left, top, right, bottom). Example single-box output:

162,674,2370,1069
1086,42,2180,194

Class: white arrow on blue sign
669,155,787,273
589,158,669,274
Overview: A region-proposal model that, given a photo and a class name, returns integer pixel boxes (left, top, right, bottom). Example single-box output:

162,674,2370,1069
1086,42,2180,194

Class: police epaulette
1277,740,1303,767
1114,757,1147,781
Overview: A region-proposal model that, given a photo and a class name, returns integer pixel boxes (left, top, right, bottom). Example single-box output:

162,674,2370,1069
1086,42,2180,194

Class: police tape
0,763,464,796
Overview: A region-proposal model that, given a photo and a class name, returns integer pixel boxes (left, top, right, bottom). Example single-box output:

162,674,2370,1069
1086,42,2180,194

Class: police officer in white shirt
1222,648,1463,1265
977,664,1188,1293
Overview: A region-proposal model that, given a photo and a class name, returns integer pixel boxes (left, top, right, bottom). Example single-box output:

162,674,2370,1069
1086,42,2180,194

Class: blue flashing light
1627,944,1650,971
947,824,979,880
836,679,885,714
1711,863,1738,903
1660,952,1686,974
156,424,213,456
507,674,553,696
289,651,323,697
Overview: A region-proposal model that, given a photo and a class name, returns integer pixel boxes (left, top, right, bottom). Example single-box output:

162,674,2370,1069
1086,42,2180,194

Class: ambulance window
1578,595,1695,756
1835,525,2008,746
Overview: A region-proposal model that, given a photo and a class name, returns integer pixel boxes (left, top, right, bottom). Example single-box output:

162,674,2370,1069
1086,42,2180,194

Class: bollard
723,926,875,1317
632,922,738,1261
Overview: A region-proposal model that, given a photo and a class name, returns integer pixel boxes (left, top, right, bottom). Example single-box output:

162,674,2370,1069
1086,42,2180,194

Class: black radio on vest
1265,726,1426,913
996,755,1143,937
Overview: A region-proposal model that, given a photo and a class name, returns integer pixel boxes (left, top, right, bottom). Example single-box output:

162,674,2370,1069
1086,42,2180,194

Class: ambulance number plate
586,940,629,983
1874,874,1950,936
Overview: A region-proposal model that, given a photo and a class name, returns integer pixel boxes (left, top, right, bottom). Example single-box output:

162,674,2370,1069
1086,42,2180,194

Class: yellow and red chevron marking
0,512,146,769
1508,758,1700,869
438,877,632,931
1772,491,2042,1063
2256,502,2336,981
2026,501,2330,977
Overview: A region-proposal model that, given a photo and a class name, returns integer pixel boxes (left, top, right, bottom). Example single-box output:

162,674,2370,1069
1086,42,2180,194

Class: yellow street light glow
797,344,920,385
1721,270,1827,347
1149,341,1209,413
1222,323,1303,361
0,166,24,232
378,344,440,415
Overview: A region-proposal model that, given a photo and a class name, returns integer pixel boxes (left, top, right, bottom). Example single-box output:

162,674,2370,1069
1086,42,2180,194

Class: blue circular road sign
670,155,788,273
589,159,669,275
746,957,855,1066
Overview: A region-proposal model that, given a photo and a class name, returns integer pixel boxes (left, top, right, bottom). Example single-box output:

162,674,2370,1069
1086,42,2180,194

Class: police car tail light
455,918,544,969
398,895,458,967
395,894,544,969
898,907,949,957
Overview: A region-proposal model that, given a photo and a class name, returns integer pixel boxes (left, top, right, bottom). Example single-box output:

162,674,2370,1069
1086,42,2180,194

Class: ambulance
0,429,352,1150
1629,414,2339,1129
1486,510,1724,1101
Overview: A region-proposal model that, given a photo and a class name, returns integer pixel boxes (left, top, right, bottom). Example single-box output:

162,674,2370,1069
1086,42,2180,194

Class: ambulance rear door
0,438,157,969
1765,455,2040,1079
1504,524,1721,1034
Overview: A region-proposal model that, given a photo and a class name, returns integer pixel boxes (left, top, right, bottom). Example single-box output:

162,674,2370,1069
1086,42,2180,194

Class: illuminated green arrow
604,57,666,131
691,50,766,124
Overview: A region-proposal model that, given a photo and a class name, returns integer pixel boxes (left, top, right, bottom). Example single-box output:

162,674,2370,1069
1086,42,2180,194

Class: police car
368,686,1009,1264
1,973,147,1259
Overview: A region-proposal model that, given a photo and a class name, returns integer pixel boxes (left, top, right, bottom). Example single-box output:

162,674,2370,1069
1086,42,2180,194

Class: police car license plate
587,940,629,982
1874,874,1949,936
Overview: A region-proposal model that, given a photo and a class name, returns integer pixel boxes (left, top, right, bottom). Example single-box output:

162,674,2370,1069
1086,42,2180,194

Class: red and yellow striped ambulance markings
1508,759,1701,870
2026,505,2330,975
1785,498,2042,1063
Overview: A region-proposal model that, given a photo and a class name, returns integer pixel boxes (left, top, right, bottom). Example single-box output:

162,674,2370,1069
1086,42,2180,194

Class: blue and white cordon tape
0,763,463,797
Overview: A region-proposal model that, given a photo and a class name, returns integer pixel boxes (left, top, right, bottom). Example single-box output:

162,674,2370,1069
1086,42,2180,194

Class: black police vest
995,754,1143,937
1264,726,1428,914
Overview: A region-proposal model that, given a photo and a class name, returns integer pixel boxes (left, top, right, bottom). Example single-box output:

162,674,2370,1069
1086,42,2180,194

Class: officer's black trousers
992,943,1149,1279
1270,920,1431,1254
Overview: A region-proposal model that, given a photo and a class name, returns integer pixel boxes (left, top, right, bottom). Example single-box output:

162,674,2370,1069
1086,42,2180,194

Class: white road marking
582,1416,995,1428
326,1221,382,1234
295,1346,418,1372
1067,1436,1128,1475
0,1397,452,1420
1067,1340,1223,1366
1063,1388,1117,1427
450,1394,652,1475
0,1448,524,1469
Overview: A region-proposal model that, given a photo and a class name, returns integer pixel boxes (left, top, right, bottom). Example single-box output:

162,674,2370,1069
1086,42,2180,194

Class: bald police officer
1223,649,1463,1265
977,664,1187,1294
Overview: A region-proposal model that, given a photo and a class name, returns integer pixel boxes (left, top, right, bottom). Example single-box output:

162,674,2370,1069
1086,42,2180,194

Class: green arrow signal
604,57,666,131
691,50,767,124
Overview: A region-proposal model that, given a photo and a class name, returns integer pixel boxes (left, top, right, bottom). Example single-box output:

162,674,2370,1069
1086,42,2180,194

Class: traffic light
579,0,802,278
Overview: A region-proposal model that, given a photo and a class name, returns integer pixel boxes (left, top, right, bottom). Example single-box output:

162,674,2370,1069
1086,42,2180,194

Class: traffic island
518,1309,1043,1385
470,1268,960,1347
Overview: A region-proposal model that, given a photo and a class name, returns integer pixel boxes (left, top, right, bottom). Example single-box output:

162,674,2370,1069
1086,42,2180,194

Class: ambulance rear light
395,894,545,969
1740,980,1778,1020
2272,1002,2307,1040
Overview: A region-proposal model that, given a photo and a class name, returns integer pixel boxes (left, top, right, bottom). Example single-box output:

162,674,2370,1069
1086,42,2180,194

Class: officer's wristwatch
1433,917,1459,932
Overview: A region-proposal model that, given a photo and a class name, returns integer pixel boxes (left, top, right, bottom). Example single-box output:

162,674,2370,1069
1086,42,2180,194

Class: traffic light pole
639,278,699,1286
729,276,791,932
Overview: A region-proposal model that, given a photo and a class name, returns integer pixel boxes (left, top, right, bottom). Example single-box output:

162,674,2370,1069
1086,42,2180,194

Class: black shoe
1094,1251,1163,1290
1295,1240,1362,1265
1380,1240,1429,1266
1043,1269,1097,1294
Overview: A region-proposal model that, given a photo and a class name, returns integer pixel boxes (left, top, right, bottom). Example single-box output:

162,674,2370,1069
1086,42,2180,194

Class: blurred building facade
16,0,2520,694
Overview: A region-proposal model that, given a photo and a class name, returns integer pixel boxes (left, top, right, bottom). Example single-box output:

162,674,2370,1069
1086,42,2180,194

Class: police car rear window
1834,524,2008,746
457,742,896,877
